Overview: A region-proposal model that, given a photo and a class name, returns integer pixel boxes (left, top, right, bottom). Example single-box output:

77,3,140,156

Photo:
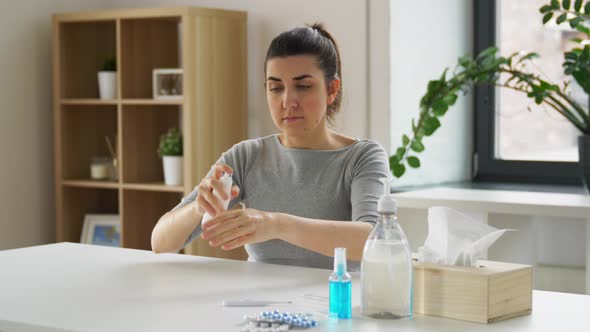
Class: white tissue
417,206,512,267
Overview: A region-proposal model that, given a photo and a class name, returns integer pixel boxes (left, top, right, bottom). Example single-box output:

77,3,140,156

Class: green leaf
389,155,399,169
443,93,458,106
575,0,583,11
415,126,426,140
540,4,553,13
556,13,568,24
432,99,449,116
402,134,410,146
427,79,443,93
570,17,584,27
476,47,498,61
551,0,559,9
543,12,554,24
395,147,406,160
458,55,472,68
407,156,421,168
585,2,590,13
563,0,571,9
411,139,425,152
573,69,590,94
423,116,441,136
518,52,539,64
392,163,406,178
582,45,590,61
575,22,590,34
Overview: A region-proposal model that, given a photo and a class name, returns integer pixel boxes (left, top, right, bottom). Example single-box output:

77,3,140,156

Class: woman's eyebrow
266,75,312,82
293,74,312,81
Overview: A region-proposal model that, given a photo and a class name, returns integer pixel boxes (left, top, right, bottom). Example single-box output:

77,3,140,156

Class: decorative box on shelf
153,68,183,100
412,259,533,324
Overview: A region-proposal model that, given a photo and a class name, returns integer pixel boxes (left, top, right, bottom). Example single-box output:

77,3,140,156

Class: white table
392,186,590,294
1,243,589,332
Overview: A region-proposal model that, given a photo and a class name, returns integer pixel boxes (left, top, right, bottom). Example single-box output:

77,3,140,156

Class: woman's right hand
195,163,240,217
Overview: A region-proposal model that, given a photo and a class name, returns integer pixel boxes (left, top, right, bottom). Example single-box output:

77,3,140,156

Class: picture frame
152,68,183,100
80,214,121,247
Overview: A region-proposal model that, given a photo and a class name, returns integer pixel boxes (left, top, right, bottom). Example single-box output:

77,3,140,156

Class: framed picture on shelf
153,68,183,100
80,214,121,247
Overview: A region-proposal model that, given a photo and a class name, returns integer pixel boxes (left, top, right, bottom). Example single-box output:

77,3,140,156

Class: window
474,0,584,184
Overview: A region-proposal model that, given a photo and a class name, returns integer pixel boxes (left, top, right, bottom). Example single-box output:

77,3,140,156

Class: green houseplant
392,0,590,192
158,128,183,186
98,55,117,99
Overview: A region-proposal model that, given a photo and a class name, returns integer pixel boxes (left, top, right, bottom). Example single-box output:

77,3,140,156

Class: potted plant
158,128,183,186
98,55,117,99
391,0,590,192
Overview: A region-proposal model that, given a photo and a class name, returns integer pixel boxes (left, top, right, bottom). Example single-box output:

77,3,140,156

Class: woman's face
265,55,339,137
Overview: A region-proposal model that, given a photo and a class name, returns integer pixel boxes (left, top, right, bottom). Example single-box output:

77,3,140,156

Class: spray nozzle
334,247,347,276
377,177,397,213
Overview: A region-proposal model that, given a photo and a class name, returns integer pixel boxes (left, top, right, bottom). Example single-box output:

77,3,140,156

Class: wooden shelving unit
53,7,248,259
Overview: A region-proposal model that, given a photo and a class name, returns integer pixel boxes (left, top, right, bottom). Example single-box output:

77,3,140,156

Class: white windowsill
392,182,590,219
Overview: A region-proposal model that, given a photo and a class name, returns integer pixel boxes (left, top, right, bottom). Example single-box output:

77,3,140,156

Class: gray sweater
174,134,390,270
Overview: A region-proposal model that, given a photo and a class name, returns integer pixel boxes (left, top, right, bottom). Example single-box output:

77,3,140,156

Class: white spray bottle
201,172,233,229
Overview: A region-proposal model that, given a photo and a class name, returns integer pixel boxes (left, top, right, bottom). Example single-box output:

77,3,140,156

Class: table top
1,243,589,332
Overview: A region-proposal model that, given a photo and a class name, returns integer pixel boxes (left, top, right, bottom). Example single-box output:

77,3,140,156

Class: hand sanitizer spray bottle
361,177,413,319
201,172,233,229
329,247,352,319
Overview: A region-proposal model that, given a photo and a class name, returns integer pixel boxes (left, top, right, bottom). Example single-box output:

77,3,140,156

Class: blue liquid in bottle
329,279,352,319
329,248,352,319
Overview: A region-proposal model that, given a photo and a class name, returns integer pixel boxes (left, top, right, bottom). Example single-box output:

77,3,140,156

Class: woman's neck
279,128,333,150
279,128,356,150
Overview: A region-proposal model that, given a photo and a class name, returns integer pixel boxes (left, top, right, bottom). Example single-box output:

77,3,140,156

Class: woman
151,23,389,270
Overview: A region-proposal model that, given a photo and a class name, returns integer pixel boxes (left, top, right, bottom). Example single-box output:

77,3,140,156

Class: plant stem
555,89,590,127
497,82,587,132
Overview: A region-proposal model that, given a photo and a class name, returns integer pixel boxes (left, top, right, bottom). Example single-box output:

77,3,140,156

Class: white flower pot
98,71,117,99
163,156,183,186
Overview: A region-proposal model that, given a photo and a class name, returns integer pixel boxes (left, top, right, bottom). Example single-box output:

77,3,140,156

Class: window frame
473,0,583,185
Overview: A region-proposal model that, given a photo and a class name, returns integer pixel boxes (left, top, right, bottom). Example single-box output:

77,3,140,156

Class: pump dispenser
361,177,413,319
329,248,352,319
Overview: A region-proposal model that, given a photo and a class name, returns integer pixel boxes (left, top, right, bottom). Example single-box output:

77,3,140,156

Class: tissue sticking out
417,206,514,267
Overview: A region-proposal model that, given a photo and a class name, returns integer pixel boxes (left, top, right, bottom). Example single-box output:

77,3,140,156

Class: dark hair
264,23,343,124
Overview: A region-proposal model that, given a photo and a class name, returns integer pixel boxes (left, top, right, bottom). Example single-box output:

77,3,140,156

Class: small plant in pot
158,128,183,186
98,55,117,99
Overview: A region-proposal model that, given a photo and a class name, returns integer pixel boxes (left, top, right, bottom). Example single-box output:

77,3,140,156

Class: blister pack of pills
240,310,319,331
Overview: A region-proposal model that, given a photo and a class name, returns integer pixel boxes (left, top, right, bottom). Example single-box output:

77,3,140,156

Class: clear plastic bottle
361,177,413,319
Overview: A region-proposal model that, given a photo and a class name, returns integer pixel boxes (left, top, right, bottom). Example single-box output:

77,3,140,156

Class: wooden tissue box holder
412,259,533,323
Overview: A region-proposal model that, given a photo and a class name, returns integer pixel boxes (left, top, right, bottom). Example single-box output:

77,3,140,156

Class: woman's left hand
201,208,279,250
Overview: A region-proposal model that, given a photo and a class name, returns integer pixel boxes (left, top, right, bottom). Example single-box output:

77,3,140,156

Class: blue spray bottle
329,247,352,319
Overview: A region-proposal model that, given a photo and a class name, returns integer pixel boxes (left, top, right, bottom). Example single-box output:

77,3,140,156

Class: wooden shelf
60,98,184,106
53,7,247,255
61,187,119,243
59,20,116,99
121,99,184,105
61,99,118,105
61,105,117,180
123,182,184,193
121,104,180,183
122,190,182,250
63,180,120,189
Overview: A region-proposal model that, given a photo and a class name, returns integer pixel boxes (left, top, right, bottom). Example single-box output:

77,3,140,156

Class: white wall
0,1,372,250
106,0,370,141
389,0,474,187
0,0,110,250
